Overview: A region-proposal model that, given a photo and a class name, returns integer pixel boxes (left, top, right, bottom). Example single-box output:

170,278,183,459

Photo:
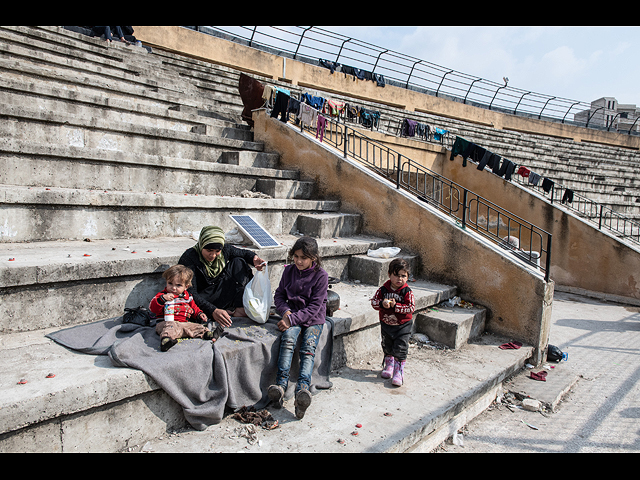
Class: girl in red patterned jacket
371,258,415,386
150,264,216,351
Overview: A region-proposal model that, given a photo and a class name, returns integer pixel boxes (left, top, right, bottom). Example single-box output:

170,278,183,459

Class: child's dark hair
163,264,194,288
388,258,410,276
289,236,322,270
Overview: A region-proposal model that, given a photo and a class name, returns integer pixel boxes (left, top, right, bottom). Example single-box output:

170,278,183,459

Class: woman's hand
212,308,233,328
253,255,267,271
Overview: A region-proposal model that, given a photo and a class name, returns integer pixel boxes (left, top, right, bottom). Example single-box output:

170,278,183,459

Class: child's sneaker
267,384,285,408
381,355,395,379
392,360,405,386
294,388,312,419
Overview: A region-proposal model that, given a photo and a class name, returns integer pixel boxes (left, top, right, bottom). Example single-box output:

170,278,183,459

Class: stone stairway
0,26,490,452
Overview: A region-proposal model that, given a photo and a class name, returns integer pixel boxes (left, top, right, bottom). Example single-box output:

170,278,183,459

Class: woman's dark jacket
179,244,256,316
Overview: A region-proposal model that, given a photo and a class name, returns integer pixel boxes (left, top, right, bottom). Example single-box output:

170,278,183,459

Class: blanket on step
46,316,333,431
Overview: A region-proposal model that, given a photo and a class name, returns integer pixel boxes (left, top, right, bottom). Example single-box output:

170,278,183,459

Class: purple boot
381,355,395,379
392,359,405,387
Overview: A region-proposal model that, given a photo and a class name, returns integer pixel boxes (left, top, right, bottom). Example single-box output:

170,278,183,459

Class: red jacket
149,289,204,323
371,280,415,326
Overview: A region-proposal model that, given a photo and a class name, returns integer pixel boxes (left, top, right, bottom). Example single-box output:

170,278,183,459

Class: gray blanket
46,316,333,431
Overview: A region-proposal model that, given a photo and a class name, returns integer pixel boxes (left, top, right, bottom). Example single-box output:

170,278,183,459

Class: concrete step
0,139,301,200
256,178,315,200
0,184,340,243
296,213,362,238
0,234,393,333
415,304,487,349
0,278,458,452
347,252,419,287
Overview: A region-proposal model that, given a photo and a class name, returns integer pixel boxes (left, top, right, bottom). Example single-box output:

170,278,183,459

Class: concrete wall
253,111,553,363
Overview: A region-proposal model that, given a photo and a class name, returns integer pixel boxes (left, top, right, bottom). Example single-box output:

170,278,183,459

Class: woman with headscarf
178,226,266,328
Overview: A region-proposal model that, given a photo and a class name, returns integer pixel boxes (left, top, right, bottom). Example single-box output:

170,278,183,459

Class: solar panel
230,215,281,249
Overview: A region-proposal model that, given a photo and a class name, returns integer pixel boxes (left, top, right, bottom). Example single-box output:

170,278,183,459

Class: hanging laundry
319,58,340,74
491,155,503,175
517,166,531,177
300,103,318,127
287,97,301,118
262,85,276,107
359,108,380,129
450,136,472,161
528,172,541,186
316,114,327,142
301,93,325,110
562,188,574,204
345,103,359,122
402,119,417,137
270,90,290,122
434,127,448,141
542,177,554,193
497,159,516,180
415,123,429,140
477,150,496,171
373,73,385,87
324,99,346,117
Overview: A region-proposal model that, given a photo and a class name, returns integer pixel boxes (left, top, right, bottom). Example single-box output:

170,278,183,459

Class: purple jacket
274,263,328,327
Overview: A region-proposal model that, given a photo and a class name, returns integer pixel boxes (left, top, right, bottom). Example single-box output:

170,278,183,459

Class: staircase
0,26,487,452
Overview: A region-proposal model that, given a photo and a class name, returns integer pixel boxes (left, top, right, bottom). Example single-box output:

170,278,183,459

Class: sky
320,26,640,106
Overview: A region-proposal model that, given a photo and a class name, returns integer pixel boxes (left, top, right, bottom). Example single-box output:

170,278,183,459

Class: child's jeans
275,323,324,393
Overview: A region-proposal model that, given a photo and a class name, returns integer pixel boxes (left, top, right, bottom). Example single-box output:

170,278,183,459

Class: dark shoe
294,389,312,419
160,337,177,352
267,384,285,409
203,330,215,341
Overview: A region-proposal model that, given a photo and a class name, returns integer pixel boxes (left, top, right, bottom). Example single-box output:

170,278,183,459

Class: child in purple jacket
268,237,328,419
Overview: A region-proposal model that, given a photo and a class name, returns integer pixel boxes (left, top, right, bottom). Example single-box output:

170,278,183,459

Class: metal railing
189,26,637,135
287,110,552,281
513,175,640,245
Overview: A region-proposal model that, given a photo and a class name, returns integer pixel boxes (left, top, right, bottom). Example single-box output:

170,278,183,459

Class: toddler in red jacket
371,258,415,386
150,264,216,351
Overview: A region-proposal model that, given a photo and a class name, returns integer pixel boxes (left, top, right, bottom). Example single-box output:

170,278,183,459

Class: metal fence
292,112,552,281
188,26,636,134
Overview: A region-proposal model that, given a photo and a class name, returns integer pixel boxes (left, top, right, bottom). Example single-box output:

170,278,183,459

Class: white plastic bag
367,247,401,259
242,264,272,324
225,228,244,245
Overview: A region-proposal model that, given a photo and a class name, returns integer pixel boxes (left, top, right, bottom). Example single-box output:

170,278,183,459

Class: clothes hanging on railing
497,158,516,180
316,114,327,142
319,58,340,74
402,119,417,137
302,93,325,110
433,127,448,141
528,172,541,186
517,166,531,178
415,123,429,140
324,99,346,117
562,188,574,204
262,85,276,108
340,64,385,87
270,90,290,122
450,136,472,161
300,102,318,127
542,177,554,193
359,108,380,129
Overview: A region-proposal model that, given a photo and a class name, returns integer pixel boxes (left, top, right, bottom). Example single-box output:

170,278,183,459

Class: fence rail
190,26,636,134
292,112,552,281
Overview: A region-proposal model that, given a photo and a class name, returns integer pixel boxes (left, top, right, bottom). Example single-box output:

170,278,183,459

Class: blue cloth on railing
360,108,380,128
434,127,448,141
302,93,325,110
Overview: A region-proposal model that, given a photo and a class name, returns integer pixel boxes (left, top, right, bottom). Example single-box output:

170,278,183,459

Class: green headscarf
194,226,226,278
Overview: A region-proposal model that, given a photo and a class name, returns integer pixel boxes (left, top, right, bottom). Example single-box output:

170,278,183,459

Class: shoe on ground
294,389,312,419
268,384,285,409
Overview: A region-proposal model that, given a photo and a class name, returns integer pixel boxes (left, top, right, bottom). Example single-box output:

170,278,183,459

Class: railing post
396,155,402,189
599,204,603,230
343,125,348,158
461,189,468,229
544,234,552,283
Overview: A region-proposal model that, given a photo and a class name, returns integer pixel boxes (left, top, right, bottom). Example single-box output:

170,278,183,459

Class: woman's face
292,249,314,271
202,248,222,263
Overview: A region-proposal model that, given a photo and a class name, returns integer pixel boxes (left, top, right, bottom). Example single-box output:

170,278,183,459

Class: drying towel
46,316,333,431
